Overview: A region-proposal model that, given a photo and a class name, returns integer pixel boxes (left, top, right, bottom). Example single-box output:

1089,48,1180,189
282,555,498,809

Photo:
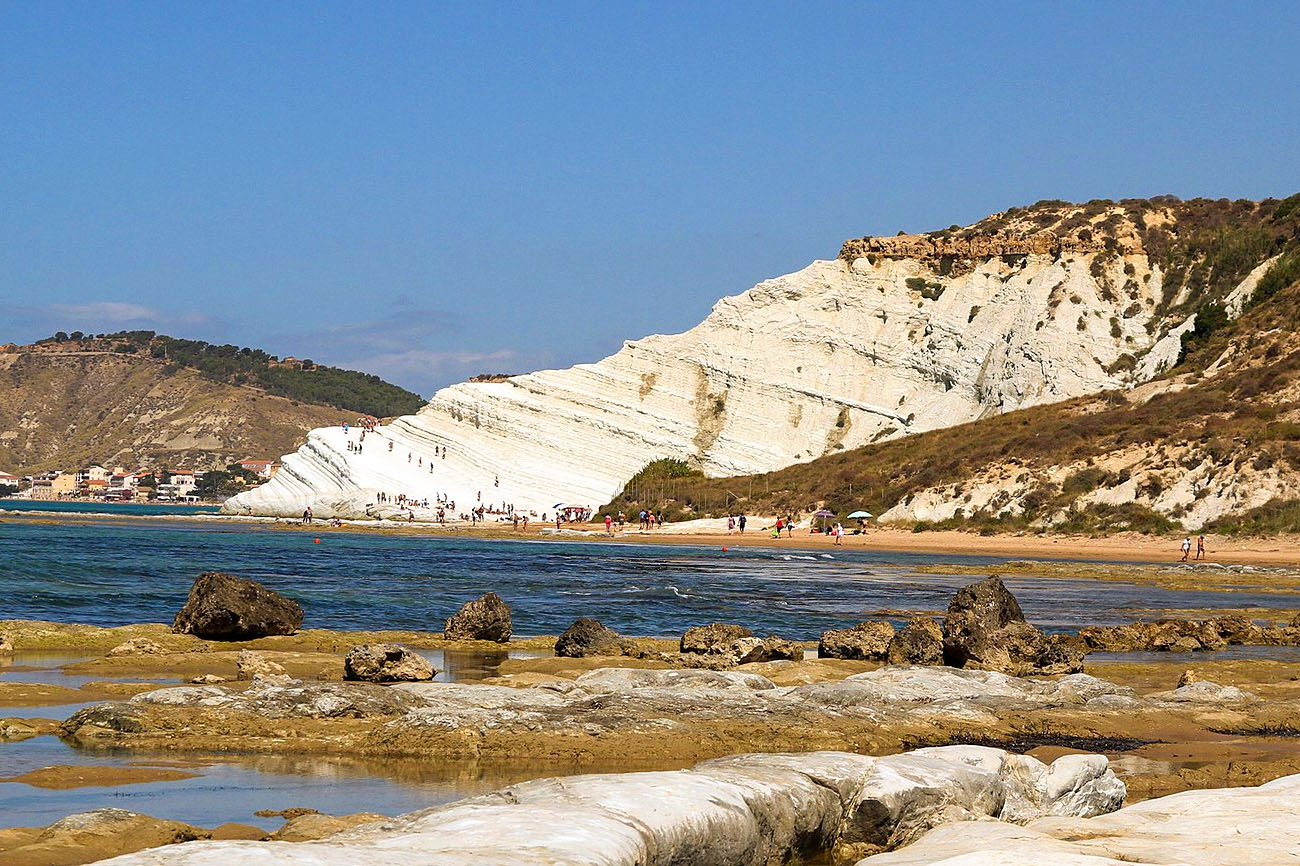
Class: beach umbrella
846,510,873,519
553,502,569,509
813,509,836,518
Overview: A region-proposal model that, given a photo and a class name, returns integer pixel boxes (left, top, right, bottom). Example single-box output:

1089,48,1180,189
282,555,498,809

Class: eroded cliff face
236,195,1300,520
228,203,1214,518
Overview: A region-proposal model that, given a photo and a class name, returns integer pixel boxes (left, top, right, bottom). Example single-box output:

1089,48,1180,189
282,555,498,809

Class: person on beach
1196,533,1206,560
738,514,746,534
1180,536,1192,561
786,516,795,537
727,515,735,533
833,522,843,545
775,517,784,536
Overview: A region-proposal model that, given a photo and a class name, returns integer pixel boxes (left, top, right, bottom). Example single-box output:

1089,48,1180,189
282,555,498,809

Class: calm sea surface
0,510,1292,636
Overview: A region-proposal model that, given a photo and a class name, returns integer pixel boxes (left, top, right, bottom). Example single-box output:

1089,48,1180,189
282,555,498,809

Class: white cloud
47,302,161,323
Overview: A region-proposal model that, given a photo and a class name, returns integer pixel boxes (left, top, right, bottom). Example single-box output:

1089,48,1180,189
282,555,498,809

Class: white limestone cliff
226,214,1222,519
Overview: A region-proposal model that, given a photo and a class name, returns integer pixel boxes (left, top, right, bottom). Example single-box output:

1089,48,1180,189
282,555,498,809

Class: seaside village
0,458,279,503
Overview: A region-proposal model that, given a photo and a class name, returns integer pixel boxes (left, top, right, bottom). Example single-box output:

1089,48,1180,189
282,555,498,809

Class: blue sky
2,2,1298,395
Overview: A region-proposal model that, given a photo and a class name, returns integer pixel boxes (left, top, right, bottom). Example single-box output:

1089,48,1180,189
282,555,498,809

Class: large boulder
819,621,895,660
344,643,436,683
554,618,636,658
886,617,944,665
942,575,1026,668
680,622,753,654
443,592,512,642
941,575,1084,675
171,572,303,640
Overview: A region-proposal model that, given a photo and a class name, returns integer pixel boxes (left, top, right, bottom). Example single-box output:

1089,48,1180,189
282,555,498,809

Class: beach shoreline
5,505,1300,566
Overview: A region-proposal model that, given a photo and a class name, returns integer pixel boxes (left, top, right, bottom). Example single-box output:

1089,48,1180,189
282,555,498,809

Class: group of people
1180,533,1208,561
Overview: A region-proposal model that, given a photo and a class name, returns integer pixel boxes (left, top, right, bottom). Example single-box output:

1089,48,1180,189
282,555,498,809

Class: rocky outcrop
343,644,436,683
60,664,1273,774
442,593,511,642
106,638,168,657
171,572,303,641
234,650,285,680
679,623,800,666
941,577,1084,676
680,622,754,653
78,746,1124,865
942,576,1026,666
855,772,1300,865
1079,616,1300,653
887,618,944,665
819,621,895,660
223,204,1204,520
554,618,636,658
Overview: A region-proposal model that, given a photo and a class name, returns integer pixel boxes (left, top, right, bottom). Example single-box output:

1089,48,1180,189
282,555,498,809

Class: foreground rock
343,644,436,683
80,746,1123,864
554,618,636,657
442,592,511,642
820,620,895,660
0,809,209,866
171,572,303,640
858,772,1300,865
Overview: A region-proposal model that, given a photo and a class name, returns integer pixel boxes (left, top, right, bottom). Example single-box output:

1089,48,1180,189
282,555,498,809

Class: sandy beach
5,504,1298,566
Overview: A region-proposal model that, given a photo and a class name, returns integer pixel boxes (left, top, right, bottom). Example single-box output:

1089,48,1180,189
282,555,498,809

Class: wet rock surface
171,572,303,641
442,592,511,642
56,663,1270,769
343,643,436,682
78,746,1125,865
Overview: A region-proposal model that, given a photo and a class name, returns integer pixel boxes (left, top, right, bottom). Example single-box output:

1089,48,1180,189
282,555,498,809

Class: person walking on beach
1180,536,1192,562
1196,533,1206,560
738,514,746,534
605,514,613,535
833,522,843,545
786,516,795,537
727,515,735,533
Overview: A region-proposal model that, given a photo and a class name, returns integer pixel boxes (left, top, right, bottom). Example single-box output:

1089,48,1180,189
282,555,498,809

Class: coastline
5,504,1300,566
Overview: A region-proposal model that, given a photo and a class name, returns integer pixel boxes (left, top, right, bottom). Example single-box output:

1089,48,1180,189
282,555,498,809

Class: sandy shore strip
4,505,1300,566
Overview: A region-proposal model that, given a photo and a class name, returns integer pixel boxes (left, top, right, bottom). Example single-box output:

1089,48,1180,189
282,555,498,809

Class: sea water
1,517,1289,637
3,513,1297,830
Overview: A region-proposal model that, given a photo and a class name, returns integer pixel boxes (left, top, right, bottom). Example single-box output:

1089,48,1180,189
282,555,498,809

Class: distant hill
32,331,425,418
0,333,423,473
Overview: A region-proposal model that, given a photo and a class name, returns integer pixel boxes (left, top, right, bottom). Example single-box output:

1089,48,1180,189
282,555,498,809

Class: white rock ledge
858,771,1300,865
93,746,1123,865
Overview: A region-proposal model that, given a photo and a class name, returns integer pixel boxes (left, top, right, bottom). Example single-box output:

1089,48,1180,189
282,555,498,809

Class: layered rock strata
226,207,1220,519
88,746,1123,865
60,666,1270,764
